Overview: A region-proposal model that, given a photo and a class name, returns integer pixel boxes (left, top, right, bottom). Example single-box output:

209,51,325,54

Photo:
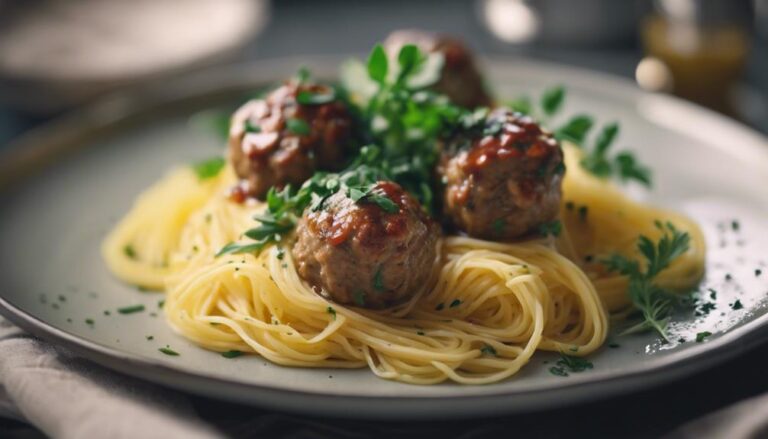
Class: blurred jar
640,0,752,113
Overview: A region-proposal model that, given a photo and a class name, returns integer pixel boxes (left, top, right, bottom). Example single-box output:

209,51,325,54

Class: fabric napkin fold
0,317,222,439
3,313,768,439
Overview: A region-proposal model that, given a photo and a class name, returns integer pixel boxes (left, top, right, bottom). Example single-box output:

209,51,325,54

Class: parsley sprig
603,221,691,341
507,87,652,187
579,123,652,187
216,166,393,256
344,43,467,209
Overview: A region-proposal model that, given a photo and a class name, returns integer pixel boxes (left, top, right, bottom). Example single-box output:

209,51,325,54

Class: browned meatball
439,108,564,240
384,30,492,109
291,181,440,309
228,80,353,201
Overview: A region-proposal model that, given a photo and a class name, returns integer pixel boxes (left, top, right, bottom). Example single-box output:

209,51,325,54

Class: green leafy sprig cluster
603,221,691,341
508,87,652,187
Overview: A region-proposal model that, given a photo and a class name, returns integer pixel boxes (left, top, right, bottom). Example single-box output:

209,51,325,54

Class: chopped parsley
449,299,462,308
192,156,226,181
731,300,744,310
117,304,145,315
480,344,498,356
578,205,588,221
695,331,712,342
85,318,94,326
285,118,311,136
549,366,569,377
373,267,385,291
146,335,154,341
696,302,716,316
159,347,180,356
221,350,244,359
353,291,366,306
123,245,137,260
296,89,336,105
538,220,562,237
327,306,337,320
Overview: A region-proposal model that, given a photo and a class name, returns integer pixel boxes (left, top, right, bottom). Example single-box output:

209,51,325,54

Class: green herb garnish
297,90,336,105
541,86,565,117
222,350,244,359
580,123,651,187
123,245,137,260
695,331,712,342
192,156,226,181
603,221,691,341
159,347,179,356
117,304,145,315
480,344,498,356
327,306,337,320
555,115,594,145
538,220,562,237
373,267,385,291
286,118,311,135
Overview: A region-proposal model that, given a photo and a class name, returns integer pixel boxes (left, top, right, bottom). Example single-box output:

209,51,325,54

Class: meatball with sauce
228,80,353,200
384,30,492,109
439,108,564,240
291,181,440,309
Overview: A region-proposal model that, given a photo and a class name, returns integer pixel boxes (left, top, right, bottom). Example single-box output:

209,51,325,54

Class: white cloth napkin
0,317,222,439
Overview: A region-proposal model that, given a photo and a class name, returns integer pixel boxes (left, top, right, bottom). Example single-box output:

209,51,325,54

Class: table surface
1,1,767,437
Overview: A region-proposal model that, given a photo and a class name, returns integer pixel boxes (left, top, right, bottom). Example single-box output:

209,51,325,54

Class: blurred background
0,0,767,148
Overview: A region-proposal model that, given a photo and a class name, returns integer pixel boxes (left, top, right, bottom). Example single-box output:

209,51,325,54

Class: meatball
228,80,353,200
384,29,492,109
439,108,564,240
291,181,440,309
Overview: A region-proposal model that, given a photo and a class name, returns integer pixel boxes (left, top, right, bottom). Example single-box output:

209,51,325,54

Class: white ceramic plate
1,56,767,419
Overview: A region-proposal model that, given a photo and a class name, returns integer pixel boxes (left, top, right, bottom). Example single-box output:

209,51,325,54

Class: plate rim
1,55,768,418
